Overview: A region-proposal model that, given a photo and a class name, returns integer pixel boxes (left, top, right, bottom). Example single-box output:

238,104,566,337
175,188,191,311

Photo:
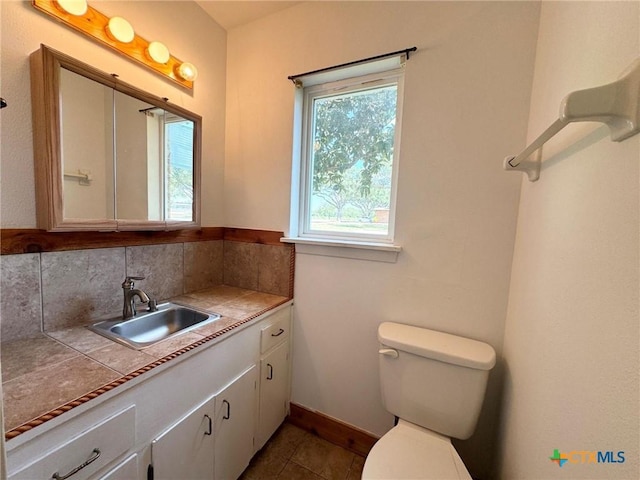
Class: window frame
294,67,405,246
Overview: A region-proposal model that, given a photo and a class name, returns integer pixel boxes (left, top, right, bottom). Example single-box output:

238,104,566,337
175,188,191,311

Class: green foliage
168,166,193,202
349,165,391,221
311,164,392,223
312,85,397,195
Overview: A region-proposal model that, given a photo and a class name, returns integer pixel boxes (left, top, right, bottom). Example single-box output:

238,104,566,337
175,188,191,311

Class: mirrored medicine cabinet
30,44,202,231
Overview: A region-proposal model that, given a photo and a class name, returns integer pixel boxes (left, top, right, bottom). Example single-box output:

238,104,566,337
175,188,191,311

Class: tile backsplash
185,240,223,292
125,243,185,302
41,248,125,331
1,239,293,341
0,253,42,342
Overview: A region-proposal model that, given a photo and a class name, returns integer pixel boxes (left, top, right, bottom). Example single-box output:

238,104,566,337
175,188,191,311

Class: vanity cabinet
257,308,292,450
8,406,136,480
147,365,258,480
97,454,139,480
5,304,293,480
151,394,216,480
213,365,258,480
258,341,290,450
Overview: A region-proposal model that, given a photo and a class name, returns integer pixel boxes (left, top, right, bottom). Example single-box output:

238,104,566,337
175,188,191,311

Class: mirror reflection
59,67,196,224
60,68,115,220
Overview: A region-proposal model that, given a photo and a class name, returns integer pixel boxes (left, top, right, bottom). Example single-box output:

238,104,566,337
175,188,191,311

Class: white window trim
287,64,405,261
280,236,401,263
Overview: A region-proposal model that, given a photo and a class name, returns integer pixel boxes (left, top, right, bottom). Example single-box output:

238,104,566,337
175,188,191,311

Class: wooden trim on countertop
287,403,378,457
0,227,224,254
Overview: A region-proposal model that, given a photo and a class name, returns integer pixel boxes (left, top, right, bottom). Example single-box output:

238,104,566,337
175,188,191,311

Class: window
164,116,194,221
290,61,404,247
142,108,195,222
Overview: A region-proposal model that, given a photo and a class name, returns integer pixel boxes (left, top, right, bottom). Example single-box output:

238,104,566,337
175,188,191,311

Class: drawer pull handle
271,328,285,337
223,399,231,420
52,448,101,480
267,363,274,380
204,414,212,435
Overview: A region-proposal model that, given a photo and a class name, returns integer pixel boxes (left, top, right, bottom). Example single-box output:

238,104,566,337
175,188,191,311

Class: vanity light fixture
147,41,170,65
32,0,197,89
106,16,135,44
54,0,87,16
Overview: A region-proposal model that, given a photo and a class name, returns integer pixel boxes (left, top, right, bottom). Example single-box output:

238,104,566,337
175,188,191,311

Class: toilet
362,322,496,479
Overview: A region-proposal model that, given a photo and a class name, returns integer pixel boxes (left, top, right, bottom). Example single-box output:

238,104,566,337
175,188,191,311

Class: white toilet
362,322,496,479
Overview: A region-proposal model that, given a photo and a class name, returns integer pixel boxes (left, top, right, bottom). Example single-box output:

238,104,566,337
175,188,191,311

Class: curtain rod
288,46,417,83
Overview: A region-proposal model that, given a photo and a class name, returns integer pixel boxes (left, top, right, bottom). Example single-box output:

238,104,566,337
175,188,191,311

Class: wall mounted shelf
504,57,640,182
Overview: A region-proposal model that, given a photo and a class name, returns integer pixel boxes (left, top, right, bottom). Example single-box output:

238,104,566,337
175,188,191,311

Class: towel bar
504,57,640,181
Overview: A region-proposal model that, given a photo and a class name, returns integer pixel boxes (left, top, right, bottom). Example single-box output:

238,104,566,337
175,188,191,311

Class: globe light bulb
106,17,135,44
55,0,88,16
177,62,198,82
147,41,170,64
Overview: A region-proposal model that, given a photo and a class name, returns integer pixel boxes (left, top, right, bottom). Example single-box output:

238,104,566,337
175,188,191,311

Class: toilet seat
362,420,472,480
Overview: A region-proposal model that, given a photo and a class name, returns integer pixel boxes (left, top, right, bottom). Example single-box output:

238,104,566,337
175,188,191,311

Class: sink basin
89,303,221,349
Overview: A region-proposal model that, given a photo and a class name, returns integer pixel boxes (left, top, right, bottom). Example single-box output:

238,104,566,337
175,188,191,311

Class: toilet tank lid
378,322,496,370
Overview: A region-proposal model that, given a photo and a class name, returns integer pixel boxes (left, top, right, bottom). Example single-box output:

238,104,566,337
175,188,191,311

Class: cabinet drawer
94,453,138,480
10,406,135,480
260,308,290,353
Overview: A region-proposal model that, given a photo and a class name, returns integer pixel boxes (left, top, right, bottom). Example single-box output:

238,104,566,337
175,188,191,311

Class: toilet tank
378,322,496,440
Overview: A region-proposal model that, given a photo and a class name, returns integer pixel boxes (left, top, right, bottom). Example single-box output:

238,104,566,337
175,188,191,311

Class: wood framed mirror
30,44,202,231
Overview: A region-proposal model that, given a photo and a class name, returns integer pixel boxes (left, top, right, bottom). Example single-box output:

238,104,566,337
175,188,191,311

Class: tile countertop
1,285,290,439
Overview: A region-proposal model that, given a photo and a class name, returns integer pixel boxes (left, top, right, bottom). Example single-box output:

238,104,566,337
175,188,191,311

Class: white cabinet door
258,341,290,449
214,365,257,480
151,394,215,480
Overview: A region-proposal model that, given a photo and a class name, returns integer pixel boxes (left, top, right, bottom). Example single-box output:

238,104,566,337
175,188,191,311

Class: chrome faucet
122,276,155,319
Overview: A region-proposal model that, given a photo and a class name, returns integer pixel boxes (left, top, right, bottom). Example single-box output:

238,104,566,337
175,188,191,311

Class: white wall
226,2,541,477
497,2,639,479
0,0,227,227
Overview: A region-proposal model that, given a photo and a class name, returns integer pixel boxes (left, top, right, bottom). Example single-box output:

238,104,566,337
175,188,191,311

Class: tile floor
241,422,366,480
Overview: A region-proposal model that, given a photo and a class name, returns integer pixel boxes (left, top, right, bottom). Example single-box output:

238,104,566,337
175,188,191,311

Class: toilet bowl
362,322,495,479
362,420,471,479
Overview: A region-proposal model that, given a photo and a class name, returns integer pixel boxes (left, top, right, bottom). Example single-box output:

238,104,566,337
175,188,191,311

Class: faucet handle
122,276,145,288
147,299,158,312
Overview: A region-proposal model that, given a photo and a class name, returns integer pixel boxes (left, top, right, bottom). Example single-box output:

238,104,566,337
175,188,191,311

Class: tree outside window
309,85,398,236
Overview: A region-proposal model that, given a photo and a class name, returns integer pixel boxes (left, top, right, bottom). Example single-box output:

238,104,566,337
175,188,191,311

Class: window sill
281,237,401,263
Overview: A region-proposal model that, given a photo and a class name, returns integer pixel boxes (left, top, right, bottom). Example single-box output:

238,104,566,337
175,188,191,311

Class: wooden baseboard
287,403,378,457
